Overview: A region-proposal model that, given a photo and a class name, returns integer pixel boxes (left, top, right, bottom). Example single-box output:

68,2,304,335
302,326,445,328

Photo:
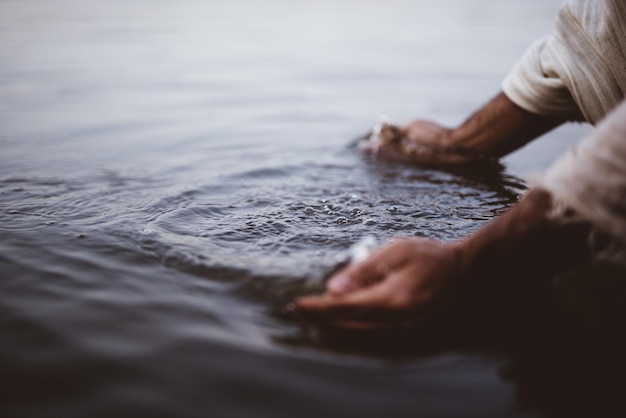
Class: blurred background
0,0,587,179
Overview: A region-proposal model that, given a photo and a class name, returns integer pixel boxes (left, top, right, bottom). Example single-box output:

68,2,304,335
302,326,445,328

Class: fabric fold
539,98,626,257
503,0,626,124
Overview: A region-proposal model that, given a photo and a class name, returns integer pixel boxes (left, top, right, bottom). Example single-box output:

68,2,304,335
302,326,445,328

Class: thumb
325,245,392,295
378,124,404,145
326,238,421,295
326,263,386,295
327,272,360,294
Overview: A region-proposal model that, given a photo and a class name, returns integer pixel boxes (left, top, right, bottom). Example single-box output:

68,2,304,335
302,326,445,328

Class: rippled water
1,1,617,417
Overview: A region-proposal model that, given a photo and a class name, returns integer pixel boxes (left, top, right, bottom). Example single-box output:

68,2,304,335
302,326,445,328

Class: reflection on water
0,1,612,418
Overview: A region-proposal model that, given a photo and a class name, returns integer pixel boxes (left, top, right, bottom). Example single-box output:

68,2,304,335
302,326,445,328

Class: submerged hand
295,238,462,328
362,119,492,165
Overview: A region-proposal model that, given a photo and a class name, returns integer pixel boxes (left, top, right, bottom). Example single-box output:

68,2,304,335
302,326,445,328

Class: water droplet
303,207,315,215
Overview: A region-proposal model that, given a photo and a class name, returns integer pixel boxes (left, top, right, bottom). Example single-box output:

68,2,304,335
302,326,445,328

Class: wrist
447,239,473,283
450,189,593,285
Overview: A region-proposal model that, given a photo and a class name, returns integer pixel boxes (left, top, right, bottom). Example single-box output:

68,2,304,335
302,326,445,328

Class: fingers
294,286,407,327
358,123,404,155
294,290,421,330
378,124,405,144
296,285,390,319
326,238,417,295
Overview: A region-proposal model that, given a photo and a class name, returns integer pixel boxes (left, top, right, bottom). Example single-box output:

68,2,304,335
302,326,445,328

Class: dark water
2,1,621,417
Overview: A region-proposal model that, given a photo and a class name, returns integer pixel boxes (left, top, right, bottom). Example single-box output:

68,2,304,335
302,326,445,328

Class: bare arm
371,93,569,164
295,189,591,328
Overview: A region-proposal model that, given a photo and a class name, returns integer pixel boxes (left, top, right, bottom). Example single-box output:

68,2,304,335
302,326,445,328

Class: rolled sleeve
502,36,583,119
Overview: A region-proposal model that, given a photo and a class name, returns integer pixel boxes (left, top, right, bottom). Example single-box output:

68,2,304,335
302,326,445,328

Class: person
294,0,626,329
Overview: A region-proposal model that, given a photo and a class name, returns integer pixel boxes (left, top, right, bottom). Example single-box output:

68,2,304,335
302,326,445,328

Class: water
1,1,618,417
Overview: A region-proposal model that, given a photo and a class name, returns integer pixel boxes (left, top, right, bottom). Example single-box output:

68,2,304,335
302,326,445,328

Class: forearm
443,93,568,158
453,188,592,284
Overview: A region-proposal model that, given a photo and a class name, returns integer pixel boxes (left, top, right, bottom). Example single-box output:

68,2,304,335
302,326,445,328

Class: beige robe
503,0,626,258
540,99,626,254
503,0,626,125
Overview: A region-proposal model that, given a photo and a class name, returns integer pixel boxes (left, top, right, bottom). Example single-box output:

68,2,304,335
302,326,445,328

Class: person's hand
361,119,493,165
294,237,462,329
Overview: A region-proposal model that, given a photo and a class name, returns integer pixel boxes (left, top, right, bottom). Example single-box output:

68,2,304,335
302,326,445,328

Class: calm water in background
0,1,608,417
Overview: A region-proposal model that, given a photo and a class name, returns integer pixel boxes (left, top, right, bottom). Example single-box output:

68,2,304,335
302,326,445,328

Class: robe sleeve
503,0,626,125
502,36,582,120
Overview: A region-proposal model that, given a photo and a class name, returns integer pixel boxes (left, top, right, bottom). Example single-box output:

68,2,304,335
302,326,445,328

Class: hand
294,237,462,329
362,120,488,165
